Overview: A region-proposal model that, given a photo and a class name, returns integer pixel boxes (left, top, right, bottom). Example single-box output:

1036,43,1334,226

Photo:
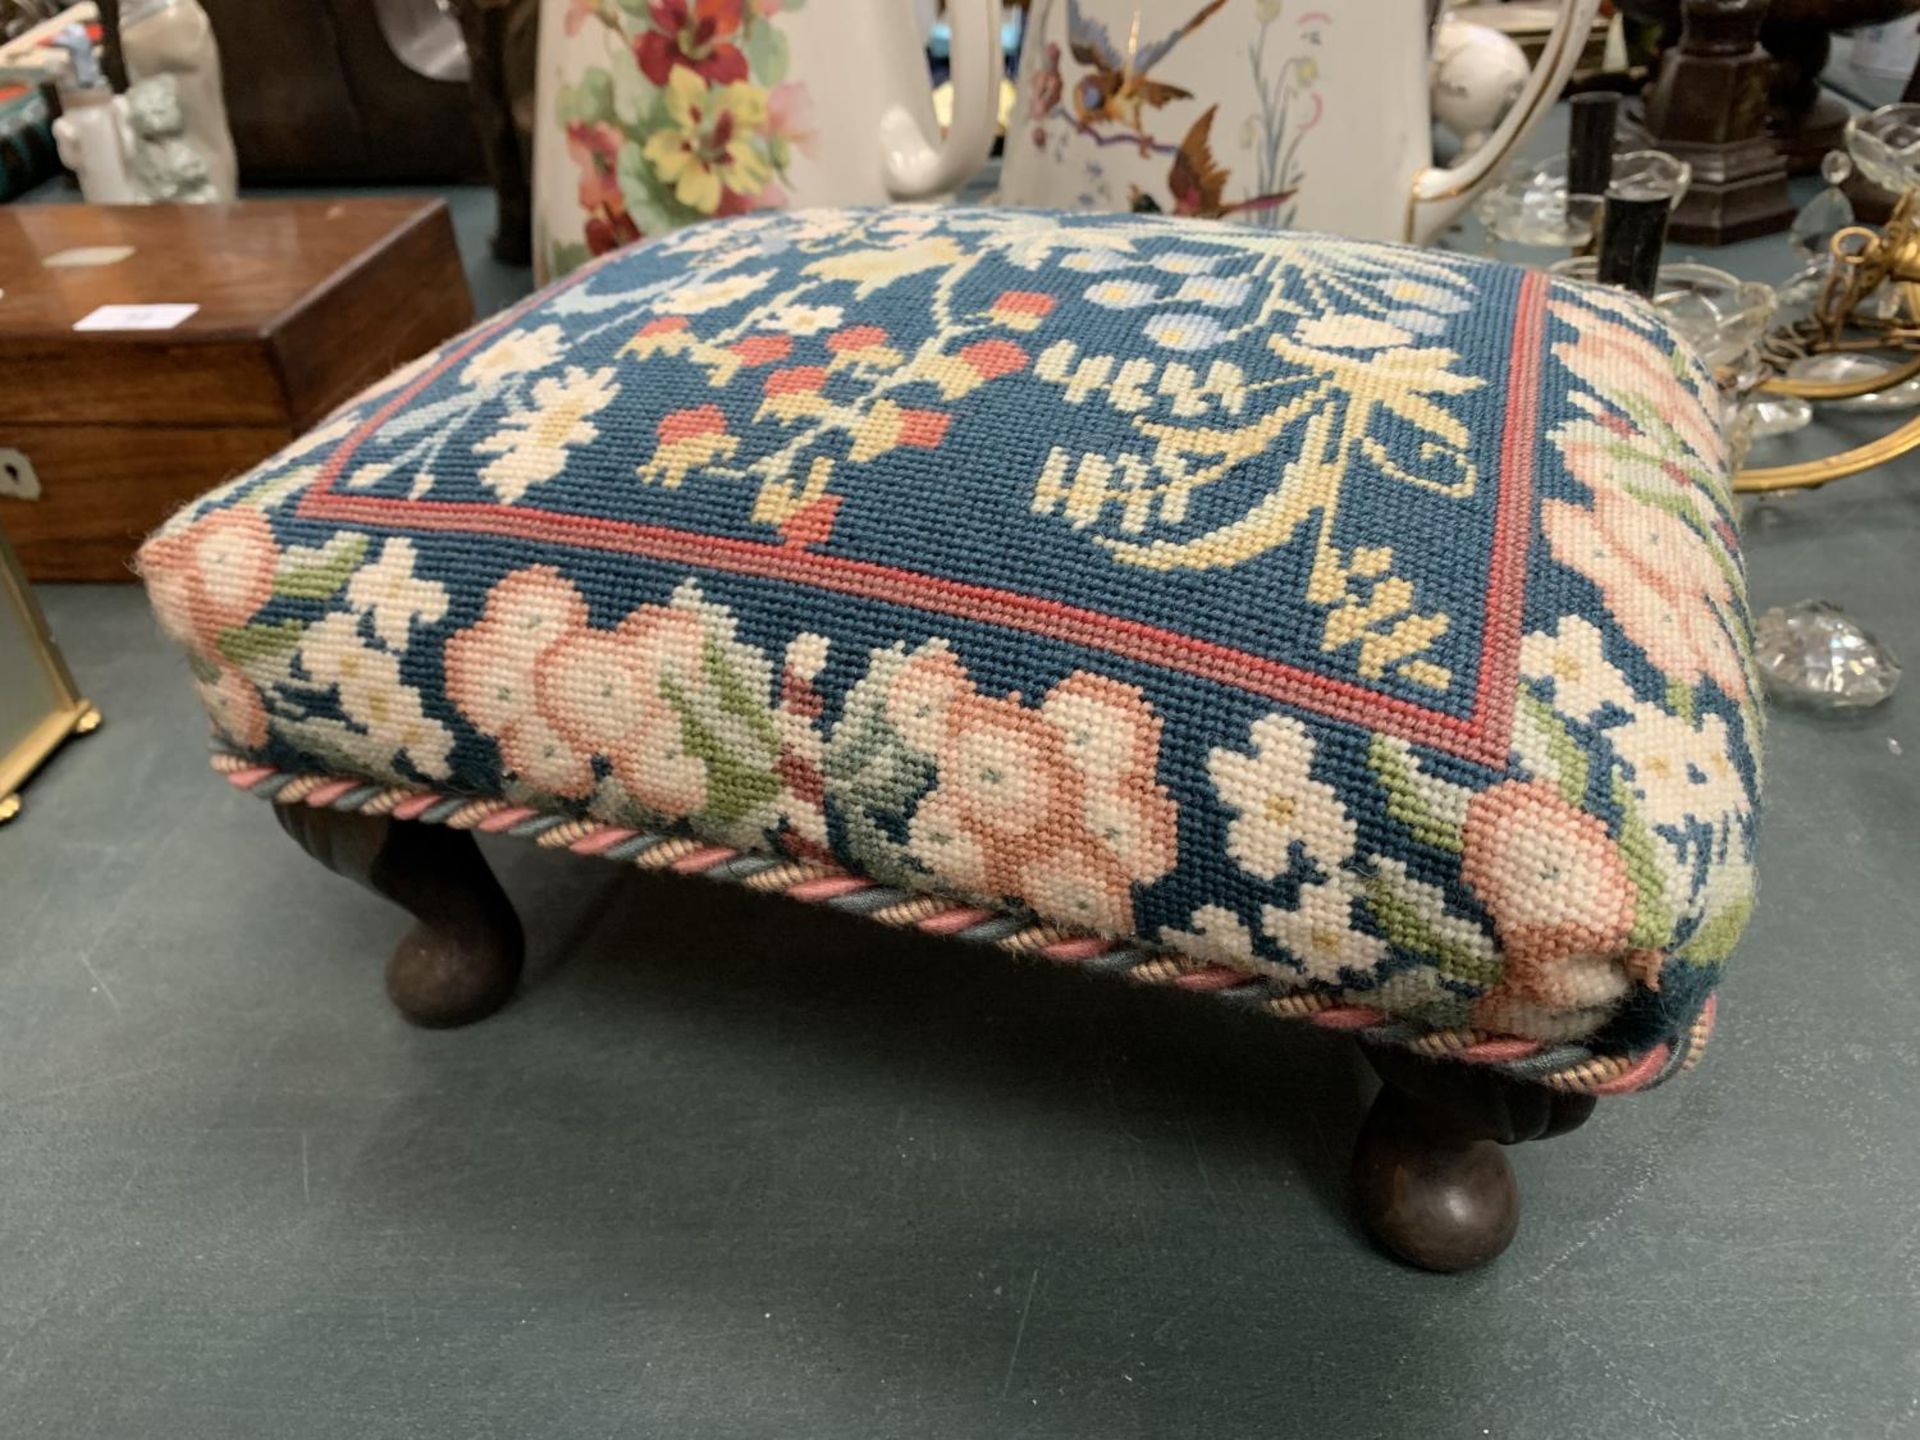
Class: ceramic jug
533,0,1003,279
1000,0,1598,244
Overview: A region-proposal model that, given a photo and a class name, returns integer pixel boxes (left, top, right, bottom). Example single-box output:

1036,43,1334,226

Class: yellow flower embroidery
641,69,772,216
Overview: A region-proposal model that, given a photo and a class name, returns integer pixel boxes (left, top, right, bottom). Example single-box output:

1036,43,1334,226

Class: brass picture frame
0,525,99,823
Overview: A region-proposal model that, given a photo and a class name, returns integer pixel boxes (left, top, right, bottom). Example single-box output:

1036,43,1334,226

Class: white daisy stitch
1210,713,1357,879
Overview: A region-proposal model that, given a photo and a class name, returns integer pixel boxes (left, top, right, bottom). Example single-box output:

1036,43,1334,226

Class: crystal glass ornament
1845,104,1920,195
1788,151,1856,265
1476,150,1690,251
1793,150,1855,255
1754,601,1903,710
1741,393,1814,438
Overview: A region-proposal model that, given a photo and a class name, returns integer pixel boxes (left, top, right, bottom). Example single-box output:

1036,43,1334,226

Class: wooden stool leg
276,805,524,1028
1352,1044,1596,1273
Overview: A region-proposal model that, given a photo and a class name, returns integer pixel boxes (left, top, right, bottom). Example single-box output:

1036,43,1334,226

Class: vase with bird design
1000,0,1598,245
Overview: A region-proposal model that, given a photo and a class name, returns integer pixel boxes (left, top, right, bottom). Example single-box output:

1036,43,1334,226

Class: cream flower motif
443,566,589,734
461,324,565,388
1159,904,1259,969
1608,704,1747,832
1294,314,1415,351
346,538,448,650
298,613,454,778
656,269,778,315
1210,713,1357,879
906,788,993,895
760,303,843,336
1261,874,1387,983
1520,616,1637,722
473,365,618,503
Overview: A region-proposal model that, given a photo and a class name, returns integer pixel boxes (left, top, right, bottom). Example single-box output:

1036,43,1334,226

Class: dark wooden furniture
1626,0,1795,244
196,0,484,183
446,0,537,265
1619,0,1920,173
0,198,473,580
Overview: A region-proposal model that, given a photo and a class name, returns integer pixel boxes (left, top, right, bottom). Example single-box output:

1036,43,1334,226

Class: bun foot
1353,1045,1597,1273
277,805,524,1028
1353,1079,1520,1272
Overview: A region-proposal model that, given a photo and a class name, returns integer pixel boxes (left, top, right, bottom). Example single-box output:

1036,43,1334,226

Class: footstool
139,208,1761,1271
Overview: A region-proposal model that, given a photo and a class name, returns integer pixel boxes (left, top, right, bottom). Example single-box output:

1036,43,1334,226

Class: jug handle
879,0,1004,199
1406,0,1600,244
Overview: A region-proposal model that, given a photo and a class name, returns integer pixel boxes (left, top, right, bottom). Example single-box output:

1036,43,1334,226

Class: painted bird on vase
1132,107,1296,221
1066,0,1229,136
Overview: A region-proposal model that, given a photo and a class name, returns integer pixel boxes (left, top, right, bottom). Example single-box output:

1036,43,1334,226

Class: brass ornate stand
1738,189,1920,491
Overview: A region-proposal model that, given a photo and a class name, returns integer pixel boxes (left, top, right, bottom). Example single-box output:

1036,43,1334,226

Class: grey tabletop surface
2,124,1917,1438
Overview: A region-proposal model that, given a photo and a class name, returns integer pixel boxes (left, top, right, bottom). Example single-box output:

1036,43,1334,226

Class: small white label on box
73,303,200,332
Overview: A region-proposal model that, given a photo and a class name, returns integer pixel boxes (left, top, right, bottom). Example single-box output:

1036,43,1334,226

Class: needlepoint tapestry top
141,208,1760,1060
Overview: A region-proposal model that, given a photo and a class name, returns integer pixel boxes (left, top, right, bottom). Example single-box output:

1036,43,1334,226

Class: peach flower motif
195,665,269,748
941,696,1070,846
139,507,280,660
535,604,711,818
1549,300,1726,472
1544,488,1747,700
883,642,970,753
878,644,1177,934
1459,780,1638,1010
444,566,589,729
1040,672,1177,880
1016,843,1136,936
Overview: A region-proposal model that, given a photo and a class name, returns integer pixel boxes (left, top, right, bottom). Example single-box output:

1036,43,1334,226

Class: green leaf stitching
216,619,303,669
1366,735,1462,853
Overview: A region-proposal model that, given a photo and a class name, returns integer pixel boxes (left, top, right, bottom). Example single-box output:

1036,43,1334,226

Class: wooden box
0,198,474,580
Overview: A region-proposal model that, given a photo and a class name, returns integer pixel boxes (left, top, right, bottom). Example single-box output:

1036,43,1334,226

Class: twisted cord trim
213,753,1716,1095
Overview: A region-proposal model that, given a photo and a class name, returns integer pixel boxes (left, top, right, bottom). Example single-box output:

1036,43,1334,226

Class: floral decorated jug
1000,0,1598,244
534,0,1003,279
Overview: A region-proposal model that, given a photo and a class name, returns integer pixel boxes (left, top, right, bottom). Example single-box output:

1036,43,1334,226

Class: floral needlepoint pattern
140,208,1761,1080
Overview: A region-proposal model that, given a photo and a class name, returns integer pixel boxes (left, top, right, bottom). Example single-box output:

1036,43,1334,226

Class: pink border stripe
786,875,869,902
671,845,741,873
569,826,639,855
1313,1006,1387,1030
917,906,997,935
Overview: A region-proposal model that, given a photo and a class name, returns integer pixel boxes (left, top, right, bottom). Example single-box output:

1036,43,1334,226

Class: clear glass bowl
1549,258,1774,384
1476,150,1692,249
1845,103,1920,194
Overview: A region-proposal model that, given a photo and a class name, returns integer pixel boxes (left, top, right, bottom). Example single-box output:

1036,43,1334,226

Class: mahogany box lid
0,198,473,430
